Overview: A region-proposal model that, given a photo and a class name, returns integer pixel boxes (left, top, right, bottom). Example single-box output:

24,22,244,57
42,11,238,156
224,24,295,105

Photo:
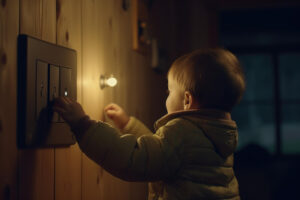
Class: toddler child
53,48,245,200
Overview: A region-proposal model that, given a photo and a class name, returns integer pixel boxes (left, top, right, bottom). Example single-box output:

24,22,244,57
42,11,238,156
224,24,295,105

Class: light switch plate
18,34,77,148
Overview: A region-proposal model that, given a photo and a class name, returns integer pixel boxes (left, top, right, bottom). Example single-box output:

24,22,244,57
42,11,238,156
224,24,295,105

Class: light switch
18,34,77,148
36,61,48,120
60,67,72,98
59,67,72,122
49,65,59,122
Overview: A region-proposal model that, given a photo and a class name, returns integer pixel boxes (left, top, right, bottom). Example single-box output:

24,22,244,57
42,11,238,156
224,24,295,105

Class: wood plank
55,0,82,199
20,0,56,42
0,0,19,200
54,145,81,200
19,0,56,199
82,0,149,199
81,0,105,199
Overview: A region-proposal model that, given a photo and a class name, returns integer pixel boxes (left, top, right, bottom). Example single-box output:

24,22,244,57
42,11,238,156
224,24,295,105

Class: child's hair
168,48,245,112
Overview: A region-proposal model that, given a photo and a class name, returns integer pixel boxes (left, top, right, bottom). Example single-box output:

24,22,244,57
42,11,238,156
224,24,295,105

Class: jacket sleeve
121,117,153,137
76,119,183,182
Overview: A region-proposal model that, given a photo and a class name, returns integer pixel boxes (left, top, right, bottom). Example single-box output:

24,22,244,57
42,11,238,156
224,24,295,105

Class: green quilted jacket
75,109,240,200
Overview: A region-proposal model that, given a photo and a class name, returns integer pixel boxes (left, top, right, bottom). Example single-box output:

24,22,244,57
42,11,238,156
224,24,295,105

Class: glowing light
106,77,117,87
99,75,118,89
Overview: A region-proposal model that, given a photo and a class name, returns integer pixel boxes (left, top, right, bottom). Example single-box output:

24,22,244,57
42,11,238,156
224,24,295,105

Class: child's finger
104,103,116,109
53,97,66,107
52,106,66,114
104,105,111,111
106,110,117,118
106,109,116,115
104,103,117,112
63,96,73,104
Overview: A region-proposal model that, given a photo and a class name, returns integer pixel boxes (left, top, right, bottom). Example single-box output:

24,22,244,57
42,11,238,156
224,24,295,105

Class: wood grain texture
55,0,82,199
81,0,166,199
81,0,106,199
54,145,81,200
20,0,56,42
0,0,19,199
19,0,56,200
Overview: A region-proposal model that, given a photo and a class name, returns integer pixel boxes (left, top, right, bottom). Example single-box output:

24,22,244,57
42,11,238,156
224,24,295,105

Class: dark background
150,1,300,199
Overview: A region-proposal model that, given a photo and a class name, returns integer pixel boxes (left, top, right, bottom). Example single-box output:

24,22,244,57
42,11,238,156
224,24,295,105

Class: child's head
166,48,245,113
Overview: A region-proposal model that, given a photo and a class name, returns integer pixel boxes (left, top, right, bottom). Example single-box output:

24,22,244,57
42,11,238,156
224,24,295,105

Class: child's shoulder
155,110,200,130
157,116,201,137
160,116,194,129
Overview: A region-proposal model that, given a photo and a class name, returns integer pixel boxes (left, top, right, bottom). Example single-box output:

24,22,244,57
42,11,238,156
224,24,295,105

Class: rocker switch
60,67,72,98
59,67,72,122
49,65,60,122
36,61,48,120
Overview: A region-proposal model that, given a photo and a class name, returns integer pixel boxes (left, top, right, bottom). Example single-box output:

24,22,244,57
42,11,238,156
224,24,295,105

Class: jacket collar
154,109,232,130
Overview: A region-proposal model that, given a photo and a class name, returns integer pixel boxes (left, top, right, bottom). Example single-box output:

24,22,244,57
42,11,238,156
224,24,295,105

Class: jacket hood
155,109,238,158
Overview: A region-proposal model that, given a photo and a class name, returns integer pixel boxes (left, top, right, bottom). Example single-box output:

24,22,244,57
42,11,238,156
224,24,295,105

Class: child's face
166,76,184,114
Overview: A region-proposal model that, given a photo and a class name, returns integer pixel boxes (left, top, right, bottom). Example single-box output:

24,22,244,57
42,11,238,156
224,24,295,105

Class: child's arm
105,103,153,137
122,117,153,137
53,97,182,182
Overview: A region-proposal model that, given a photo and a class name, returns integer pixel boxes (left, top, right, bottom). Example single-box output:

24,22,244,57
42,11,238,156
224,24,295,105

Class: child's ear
184,91,200,110
183,91,193,110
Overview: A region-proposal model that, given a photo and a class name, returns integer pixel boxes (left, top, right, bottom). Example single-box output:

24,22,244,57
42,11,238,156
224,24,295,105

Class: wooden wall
0,0,19,200
0,0,168,199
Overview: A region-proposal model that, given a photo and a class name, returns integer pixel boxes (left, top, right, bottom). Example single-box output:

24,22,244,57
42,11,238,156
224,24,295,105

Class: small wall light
100,75,118,89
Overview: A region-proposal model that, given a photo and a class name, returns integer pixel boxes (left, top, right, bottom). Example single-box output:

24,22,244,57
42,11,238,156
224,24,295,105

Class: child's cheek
165,96,171,113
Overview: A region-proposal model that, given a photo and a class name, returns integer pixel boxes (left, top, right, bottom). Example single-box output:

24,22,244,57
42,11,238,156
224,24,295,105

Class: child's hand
52,97,86,125
104,103,130,130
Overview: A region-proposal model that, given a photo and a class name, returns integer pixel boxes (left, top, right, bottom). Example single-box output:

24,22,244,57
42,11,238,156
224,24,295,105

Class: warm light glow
99,75,118,89
106,77,117,87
